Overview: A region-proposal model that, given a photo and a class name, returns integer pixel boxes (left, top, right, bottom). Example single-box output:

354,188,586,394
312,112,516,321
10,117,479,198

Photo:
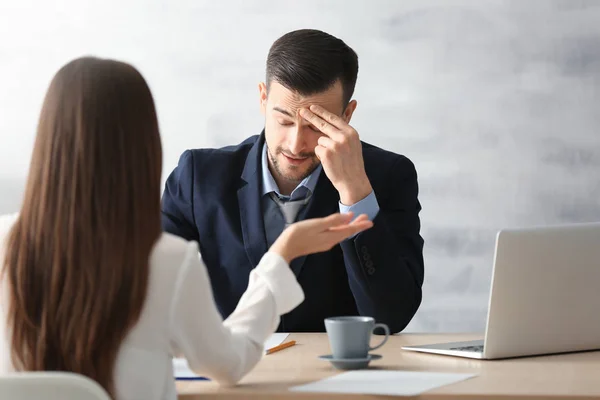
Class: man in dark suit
161,29,424,333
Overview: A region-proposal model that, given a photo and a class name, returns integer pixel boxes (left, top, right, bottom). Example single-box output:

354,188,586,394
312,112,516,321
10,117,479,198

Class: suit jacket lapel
237,134,268,269
237,132,340,276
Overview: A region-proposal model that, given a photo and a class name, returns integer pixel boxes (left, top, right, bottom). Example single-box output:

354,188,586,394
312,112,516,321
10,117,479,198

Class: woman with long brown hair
0,57,373,400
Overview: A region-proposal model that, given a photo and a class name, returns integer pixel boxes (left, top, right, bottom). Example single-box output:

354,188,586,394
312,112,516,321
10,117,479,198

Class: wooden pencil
266,340,296,355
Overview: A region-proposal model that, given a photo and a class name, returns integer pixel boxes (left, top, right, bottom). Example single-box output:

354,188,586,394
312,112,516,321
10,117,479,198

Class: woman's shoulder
150,233,200,273
146,233,202,302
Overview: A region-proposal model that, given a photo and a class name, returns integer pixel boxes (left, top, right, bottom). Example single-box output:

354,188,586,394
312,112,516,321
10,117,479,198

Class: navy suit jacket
161,133,424,333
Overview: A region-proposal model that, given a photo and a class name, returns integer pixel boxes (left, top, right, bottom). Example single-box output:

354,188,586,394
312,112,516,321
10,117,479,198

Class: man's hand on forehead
299,105,372,206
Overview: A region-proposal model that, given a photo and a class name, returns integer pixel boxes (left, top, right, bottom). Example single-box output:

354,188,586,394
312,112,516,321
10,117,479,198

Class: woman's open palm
270,213,373,263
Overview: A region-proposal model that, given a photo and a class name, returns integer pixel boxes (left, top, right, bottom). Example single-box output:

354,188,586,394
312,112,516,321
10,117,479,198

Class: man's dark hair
266,29,359,106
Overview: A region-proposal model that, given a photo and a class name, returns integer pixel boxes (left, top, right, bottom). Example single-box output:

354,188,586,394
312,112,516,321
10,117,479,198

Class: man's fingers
299,108,344,140
309,105,348,130
317,135,336,149
315,137,336,163
309,105,358,141
314,144,326,161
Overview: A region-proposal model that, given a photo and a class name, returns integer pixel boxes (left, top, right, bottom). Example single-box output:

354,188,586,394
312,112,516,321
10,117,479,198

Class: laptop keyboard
449,345,484,353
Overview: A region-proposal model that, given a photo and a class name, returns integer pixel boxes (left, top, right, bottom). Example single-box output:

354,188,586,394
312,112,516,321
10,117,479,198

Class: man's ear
259,82,268,115
343,100,358,123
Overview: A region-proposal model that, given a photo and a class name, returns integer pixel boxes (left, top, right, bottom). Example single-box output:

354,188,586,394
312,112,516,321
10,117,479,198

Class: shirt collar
261,143,322,200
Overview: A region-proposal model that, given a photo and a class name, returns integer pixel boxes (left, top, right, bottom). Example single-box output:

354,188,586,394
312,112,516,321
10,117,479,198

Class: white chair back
0,372,111,400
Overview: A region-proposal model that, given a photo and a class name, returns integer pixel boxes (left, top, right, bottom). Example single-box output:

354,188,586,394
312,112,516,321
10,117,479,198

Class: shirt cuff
338,190,380,222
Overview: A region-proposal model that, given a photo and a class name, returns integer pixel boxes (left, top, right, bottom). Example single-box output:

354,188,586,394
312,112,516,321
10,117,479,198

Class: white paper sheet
173,333,290,379
262,332,289,352
290,370,476,396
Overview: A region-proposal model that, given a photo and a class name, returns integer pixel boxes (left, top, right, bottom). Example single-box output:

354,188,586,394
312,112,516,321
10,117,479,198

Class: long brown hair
2,57,162,397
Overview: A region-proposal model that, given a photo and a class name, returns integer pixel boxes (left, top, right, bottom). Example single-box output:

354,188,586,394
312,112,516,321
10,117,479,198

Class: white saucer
318,354,382,370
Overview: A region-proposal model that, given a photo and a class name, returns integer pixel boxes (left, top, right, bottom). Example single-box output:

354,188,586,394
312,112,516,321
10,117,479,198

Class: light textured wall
1,0,599,332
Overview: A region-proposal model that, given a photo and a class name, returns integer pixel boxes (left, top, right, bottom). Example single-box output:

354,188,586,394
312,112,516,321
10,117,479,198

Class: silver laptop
403,222,600,359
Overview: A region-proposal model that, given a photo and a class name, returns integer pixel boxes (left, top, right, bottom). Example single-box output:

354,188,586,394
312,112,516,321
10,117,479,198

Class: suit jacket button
361,246,371,262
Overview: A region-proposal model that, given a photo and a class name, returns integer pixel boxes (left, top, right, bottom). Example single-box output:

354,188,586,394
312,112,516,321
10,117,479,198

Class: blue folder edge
175,376,210,381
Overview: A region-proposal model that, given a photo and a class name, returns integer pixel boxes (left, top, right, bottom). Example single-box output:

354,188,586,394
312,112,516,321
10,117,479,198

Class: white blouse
0,214,304,400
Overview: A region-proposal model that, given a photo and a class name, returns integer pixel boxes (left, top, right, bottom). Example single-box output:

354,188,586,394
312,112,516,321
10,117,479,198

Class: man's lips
282,153,309,165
